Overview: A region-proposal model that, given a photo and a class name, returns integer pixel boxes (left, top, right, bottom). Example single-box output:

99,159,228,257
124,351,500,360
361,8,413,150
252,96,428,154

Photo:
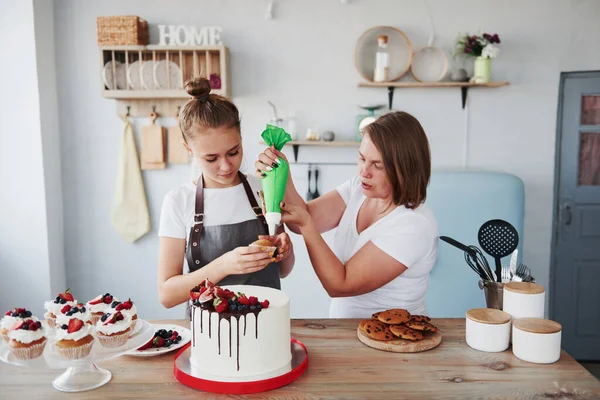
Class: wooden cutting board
141,114,166,170
167,125,189,164
357,327,442,353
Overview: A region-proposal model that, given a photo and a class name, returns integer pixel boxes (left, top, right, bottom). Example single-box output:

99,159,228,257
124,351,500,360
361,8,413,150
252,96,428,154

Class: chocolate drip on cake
192,307,195,347
243,314,247,336
253,310,260,339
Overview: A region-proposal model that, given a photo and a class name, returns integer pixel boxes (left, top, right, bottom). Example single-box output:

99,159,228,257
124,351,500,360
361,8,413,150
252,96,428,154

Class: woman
256,111,438,317
158,77,294,309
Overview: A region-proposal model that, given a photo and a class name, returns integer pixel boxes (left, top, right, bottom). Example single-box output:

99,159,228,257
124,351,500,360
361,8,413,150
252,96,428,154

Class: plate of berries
126,324,191,357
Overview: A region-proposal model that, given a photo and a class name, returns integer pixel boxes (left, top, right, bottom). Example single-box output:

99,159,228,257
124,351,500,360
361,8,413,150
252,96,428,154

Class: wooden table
1,319,599,399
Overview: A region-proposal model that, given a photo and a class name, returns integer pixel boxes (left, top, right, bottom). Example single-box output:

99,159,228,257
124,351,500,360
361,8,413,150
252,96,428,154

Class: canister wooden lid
513,318,562,334
466,308,511,325
504,282,545,295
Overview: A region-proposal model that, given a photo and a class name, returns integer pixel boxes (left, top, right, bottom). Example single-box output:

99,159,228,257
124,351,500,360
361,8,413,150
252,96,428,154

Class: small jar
503,282,545,320
512,318,562,364
466,308,511,353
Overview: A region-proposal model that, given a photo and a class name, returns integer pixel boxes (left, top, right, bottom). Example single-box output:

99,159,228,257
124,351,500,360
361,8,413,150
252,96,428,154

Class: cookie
377,309,411,325
404,320,440,333
389,325,424,341
371,312,381,320
359,320,394,341
409,315,431,323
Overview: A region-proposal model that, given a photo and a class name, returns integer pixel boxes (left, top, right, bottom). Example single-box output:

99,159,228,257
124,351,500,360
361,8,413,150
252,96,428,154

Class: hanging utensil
440,236,494,281
509,249,518,281
477,219,519,283
313,166,321,199
306,165,314,201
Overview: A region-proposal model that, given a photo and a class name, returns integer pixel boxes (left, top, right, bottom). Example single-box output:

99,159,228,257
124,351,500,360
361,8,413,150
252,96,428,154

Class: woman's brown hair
178,77,240,143
363,111,431,209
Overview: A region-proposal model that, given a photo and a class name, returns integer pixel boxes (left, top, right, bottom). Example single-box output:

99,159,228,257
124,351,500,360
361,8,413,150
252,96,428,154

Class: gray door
551,71,600,360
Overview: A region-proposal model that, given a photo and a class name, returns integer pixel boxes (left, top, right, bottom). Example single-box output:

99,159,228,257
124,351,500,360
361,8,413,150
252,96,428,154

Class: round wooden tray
357,327,442,353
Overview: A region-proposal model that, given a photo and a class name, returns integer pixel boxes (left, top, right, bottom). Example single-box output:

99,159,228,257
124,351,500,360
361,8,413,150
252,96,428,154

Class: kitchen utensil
478,280,504,310
509,249,518,281
126,324,191,357
501,267,511,283
410,46,448,82
439,236,494,281
354,26,413,82
313,167,321,199
306,166,313,201
141,111,166,169
515,263,534,282
478,219,519,283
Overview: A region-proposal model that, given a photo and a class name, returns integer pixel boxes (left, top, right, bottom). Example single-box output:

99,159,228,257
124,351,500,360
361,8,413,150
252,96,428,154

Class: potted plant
455,33,501,83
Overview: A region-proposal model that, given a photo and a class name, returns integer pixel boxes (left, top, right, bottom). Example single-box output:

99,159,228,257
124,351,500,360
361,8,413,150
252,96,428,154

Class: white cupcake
8,319,46,360
55,317,94,360
109,299,138,331
86,293,120,325
96,311,132,348
57,303,92,325
44,289,77,328
1,308,37,343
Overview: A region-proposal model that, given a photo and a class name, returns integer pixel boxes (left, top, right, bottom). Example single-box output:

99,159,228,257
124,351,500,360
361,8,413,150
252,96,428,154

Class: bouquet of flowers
455,33,501,59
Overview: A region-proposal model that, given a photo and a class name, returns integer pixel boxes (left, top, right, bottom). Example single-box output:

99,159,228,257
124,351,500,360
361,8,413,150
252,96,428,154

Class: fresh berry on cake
86,293,119,324
1,308,36,343
44,289,77,329
7,319,46,360
188,280,291,382
95,311,132,348
109,299,138,330
58,303,92,325
55,317,94,359
137,329,183,350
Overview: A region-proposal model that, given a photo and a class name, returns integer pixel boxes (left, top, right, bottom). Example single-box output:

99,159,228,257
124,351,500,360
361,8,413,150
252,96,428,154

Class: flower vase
472,56,491,83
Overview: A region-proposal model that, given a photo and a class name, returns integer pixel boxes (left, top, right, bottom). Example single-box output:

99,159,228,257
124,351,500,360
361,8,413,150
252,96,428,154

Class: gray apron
185,172,281,290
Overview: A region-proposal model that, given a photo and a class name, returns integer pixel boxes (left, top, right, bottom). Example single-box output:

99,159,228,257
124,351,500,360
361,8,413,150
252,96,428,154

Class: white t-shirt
329,176,439,318
158,175,264,241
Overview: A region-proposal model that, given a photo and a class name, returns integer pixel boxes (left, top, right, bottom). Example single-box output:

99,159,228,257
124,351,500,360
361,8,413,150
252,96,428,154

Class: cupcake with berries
58,303,92,325
1,308,36,343
55,317,94,359
7,319,46,360
96,311,132,348
44,289,77,329
86,293,118,324
109,299,138,331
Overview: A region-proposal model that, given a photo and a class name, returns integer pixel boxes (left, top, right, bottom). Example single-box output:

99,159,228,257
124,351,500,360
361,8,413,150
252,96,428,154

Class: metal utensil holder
478,280,504,310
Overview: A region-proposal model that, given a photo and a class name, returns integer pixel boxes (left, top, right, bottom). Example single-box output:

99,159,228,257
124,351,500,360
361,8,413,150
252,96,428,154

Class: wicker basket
97,16,148,46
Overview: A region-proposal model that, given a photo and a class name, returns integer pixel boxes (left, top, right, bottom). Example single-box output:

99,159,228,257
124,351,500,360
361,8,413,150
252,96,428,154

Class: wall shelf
260,140,360,162
358,81,510,109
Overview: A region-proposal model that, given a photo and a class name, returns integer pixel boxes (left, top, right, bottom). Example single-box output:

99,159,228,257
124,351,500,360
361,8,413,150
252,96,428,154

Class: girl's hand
222,246,272,275
280,201,313,230
255,146,288,178
258,232,293,263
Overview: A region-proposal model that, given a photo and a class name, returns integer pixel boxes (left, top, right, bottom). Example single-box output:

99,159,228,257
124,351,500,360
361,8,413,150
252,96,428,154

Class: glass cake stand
0,319,153,392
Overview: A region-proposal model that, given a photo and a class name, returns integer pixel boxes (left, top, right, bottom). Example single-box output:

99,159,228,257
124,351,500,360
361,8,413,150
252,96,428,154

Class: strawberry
153,337,166,348
215,300,229,313
103,312,118,325
61,305,72,314
103,295,113,304
115,303,125,311
59,288,74,302
199,286,208,295
88,295,103,305
190,291,201,301
238,295,250,306
15,308,26,314
29,322,39,332
116,313,124,321
10,321,25,331
249,296,259,306
138,337,154,350
223,289,236,300
121,299,133,310
260,300,270,309
4,310,11,316
67,319,83,333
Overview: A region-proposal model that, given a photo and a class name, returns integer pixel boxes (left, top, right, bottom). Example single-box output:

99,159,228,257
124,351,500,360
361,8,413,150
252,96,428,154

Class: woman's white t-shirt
329,177,439,318
158,174,263,244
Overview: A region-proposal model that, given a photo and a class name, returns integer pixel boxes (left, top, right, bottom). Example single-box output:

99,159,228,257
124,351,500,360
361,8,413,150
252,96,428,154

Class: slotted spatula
477,219,519,283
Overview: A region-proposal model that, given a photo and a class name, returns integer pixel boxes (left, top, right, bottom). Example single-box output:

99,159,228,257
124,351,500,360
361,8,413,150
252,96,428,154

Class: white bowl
466,308,511,353
512,318,562,364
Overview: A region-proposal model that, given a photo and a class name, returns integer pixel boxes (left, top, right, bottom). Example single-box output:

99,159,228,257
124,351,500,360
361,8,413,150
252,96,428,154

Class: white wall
0,0,66,316
46,0,600,318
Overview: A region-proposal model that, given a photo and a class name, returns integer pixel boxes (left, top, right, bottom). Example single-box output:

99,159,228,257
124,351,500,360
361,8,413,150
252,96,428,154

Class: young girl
158,77,294,309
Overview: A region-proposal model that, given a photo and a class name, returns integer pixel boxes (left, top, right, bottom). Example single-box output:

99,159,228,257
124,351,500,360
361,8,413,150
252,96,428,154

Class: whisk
464,245,496,282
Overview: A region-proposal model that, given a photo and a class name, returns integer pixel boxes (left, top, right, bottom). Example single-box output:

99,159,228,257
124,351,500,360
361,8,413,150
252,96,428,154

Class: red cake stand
173,338,308,394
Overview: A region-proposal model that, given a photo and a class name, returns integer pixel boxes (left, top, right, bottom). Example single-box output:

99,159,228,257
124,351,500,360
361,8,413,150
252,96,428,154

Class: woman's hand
259,232,293,263
222,246,273,275
255,146,288,178
280,201,313,231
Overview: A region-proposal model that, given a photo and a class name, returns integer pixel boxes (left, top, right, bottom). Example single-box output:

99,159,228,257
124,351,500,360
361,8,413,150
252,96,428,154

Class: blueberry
257,304,262,309
61,324,68,329
104,293,110,297
177,335,182,341
165,339,172,347
80,307,86,313
55,296,60,302
167,330,173,336
70,307,78,312
230,305,237,311
19,313,26,318
250,305,256,311
111,301,119,308
60,298,66,304
100,315,107,322
22,325,29,330
25,311,32,317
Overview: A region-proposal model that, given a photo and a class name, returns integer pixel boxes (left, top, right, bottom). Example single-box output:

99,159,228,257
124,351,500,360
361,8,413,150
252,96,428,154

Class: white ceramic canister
512,318,562,364
502,282,545,320
466,308,511,353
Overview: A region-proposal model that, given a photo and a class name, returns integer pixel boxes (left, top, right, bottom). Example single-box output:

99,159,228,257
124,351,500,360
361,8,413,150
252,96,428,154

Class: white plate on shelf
127,60,154,90
153,60,183,90
102,60,128,90
141,61,156,90
125,323,191,357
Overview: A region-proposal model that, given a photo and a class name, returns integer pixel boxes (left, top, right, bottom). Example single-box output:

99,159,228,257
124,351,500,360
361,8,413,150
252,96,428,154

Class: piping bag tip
265,212,281,237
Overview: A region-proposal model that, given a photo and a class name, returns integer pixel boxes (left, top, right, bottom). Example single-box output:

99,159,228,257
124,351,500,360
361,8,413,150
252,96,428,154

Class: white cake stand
0,319,154,392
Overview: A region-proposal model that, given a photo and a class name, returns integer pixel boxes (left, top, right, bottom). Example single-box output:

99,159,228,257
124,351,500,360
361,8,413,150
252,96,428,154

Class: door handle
563,203,572,226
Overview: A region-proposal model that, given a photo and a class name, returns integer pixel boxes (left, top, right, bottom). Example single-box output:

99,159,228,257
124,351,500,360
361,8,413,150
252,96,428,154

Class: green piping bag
261,124,292,236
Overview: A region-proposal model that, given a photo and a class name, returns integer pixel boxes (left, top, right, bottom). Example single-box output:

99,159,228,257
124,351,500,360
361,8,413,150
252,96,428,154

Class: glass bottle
374,35,389,82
